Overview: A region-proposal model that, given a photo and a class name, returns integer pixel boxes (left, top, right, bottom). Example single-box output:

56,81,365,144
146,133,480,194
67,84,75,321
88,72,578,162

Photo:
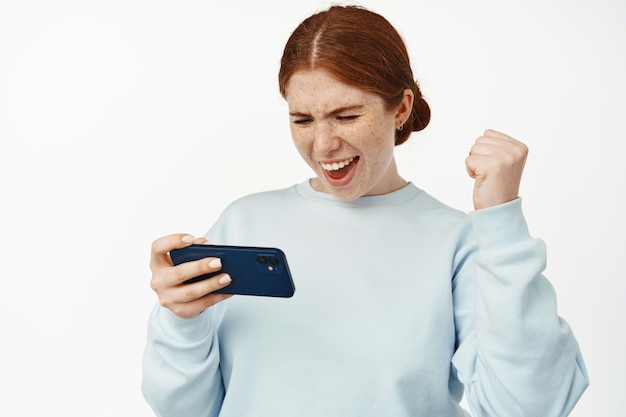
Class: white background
1,0,624,415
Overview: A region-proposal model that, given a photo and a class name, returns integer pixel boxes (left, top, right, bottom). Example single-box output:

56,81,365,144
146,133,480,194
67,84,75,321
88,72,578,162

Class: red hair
279,5,430,145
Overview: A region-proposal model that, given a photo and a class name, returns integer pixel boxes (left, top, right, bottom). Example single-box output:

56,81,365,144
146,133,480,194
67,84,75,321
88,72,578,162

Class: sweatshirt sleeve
451,198,589,417
141,303,224,417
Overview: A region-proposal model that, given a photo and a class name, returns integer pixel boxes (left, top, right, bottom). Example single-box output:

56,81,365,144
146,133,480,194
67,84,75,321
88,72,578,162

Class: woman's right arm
141,234,233,417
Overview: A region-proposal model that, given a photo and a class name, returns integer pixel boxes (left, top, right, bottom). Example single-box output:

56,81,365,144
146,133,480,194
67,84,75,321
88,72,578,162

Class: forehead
285,70,382,112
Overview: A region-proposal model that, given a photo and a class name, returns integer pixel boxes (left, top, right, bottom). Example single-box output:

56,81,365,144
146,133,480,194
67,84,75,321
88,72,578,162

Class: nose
313,121,341,155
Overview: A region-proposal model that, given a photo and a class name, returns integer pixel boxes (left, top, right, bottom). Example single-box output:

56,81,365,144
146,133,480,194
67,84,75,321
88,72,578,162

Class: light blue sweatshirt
142,181,588,416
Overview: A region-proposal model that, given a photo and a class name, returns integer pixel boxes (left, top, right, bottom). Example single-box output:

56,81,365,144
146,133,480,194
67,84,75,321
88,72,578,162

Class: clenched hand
466,129,528,210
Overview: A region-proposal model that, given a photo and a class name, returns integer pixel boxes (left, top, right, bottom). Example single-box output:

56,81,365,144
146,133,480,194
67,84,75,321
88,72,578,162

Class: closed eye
337,115,360,122
292,118,313,125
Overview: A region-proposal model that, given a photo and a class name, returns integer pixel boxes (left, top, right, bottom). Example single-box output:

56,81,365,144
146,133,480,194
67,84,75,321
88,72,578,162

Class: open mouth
320,156,359,181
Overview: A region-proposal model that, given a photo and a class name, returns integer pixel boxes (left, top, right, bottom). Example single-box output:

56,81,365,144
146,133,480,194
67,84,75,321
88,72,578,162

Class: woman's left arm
452,131,589,417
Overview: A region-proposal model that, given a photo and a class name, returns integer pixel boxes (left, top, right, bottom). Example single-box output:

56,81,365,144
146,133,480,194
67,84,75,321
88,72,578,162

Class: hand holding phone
150,234,234,319
170,244,295,298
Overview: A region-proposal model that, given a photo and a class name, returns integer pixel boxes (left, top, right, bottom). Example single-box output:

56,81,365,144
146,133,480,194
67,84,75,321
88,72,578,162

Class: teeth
321,157,354,171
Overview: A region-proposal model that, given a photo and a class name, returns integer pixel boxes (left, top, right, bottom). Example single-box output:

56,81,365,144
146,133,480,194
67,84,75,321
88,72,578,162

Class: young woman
142,6,588,416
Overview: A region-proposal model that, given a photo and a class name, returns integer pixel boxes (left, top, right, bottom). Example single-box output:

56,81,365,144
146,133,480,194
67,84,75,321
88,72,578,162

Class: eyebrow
289,105,365,118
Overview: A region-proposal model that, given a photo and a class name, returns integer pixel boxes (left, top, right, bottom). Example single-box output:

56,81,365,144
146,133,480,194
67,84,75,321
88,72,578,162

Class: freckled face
285,70,410,201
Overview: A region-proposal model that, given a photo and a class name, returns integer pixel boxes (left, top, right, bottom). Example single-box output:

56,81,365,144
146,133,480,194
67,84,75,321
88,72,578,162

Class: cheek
361,120,395,155
290,128,313,159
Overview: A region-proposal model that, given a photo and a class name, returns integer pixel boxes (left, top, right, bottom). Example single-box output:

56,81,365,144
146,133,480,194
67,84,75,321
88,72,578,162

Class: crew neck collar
295,179,421,207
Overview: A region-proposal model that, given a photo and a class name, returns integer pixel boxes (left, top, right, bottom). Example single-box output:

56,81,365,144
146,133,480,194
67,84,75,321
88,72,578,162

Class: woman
142,5,588,416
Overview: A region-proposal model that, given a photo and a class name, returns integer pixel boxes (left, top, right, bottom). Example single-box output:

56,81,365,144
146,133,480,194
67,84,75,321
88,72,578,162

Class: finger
167,272,233,304
465,155,477,178
469,141,497,157
467,150,520,178
483,129,512,140
150,257,227,299
480,130,527,150
150,233,197,268
470,137,527,162
165,293,234,319
166,256,224,287
482,129,524,146
465,154,493,179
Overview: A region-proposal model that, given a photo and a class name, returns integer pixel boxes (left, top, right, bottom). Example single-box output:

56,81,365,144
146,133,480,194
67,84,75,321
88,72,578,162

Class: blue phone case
169,244,295,298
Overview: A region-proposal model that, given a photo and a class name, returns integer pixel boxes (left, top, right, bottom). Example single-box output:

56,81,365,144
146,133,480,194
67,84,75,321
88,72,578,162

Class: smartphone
169,244,295,298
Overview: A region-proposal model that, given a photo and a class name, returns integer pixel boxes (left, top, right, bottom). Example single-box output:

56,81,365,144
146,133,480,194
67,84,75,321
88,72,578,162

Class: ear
395,89,414,129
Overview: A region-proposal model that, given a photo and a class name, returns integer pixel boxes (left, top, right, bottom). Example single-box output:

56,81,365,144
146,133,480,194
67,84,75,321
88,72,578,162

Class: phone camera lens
257,256,267,264
268,256,279,266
